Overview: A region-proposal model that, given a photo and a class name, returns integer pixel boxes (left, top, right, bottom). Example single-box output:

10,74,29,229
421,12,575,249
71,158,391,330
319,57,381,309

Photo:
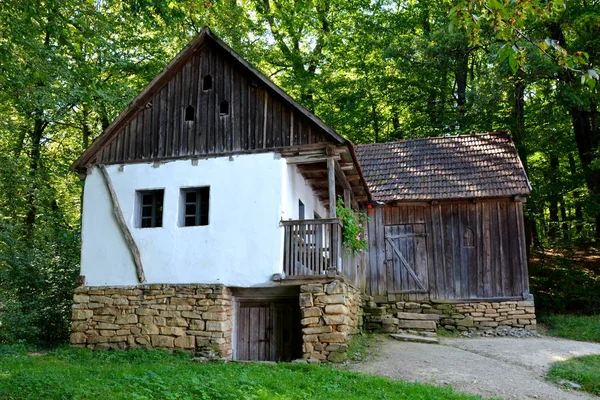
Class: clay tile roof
355,132,531,202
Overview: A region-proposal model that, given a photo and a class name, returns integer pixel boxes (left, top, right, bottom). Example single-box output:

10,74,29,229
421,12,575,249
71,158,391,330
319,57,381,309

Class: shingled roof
355,132,531,202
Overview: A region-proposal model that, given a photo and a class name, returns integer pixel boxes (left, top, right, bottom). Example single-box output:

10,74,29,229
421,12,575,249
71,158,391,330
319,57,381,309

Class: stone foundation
299,280,363,363
70,284,233,359
364,297,536,334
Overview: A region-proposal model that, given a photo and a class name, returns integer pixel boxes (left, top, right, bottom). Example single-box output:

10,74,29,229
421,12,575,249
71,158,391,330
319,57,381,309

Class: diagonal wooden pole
98,164,146,283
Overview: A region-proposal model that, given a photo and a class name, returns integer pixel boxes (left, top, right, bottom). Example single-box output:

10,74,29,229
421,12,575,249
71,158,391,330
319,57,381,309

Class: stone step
397,319,437,331
397,312,440,321
390,333,439,344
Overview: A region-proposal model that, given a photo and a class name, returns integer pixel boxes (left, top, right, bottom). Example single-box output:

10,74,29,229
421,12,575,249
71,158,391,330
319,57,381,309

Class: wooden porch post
327,157,336,218
327,156,339,274
344,189,352,209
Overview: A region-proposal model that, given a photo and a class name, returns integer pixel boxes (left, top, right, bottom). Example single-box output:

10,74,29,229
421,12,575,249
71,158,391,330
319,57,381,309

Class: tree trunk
570,107,600,239
25,116,45,239
371,101,380,143
454,45,469,124
559,201,568,240
391,109,402,140
511,79,537,249
549,22,600,239
568,154,583,234
548,155,560,239
512,80,527,171
82,104,91,148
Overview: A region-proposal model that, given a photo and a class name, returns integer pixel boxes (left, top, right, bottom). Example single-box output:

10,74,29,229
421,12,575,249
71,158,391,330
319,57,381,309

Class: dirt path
347,336,600,399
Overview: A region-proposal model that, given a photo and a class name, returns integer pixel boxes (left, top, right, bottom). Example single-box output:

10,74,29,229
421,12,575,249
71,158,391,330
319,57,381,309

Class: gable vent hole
185,105,195,121
220,101,229,115
203,75,212,91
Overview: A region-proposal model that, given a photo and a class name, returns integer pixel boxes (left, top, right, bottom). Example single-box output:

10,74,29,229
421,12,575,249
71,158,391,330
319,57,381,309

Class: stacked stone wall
70,284,233,359
299,280,363,363
364,297,536,333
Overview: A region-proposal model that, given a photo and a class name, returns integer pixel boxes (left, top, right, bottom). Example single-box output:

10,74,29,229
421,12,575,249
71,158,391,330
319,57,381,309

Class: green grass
548,355,600,396
0,346,482,400
346,332,375,362
539,314,600,343
436,328,460,338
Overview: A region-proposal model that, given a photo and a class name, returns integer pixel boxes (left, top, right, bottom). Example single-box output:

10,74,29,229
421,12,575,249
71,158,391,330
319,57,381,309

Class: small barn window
180,187,210,227
137,189,164,228
203,75,212,90
185,105,195,121
464,228,475,248
220,101,229,115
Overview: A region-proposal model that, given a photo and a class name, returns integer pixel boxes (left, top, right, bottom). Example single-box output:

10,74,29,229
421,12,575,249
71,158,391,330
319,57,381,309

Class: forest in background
0,0,598,345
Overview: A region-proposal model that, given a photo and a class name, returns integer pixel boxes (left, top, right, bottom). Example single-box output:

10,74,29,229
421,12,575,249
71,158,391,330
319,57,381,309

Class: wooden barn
356,133,532,303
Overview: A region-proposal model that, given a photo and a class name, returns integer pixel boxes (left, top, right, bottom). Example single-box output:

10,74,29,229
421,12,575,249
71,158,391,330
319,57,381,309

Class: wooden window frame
180,187,210,227
137,189,164,228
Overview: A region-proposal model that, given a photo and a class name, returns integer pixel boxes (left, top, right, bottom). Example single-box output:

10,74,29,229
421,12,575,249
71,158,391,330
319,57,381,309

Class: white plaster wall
282,164,327,221
81,153,288,287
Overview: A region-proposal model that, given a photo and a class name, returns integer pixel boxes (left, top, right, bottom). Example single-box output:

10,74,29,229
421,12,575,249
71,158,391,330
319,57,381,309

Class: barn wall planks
97,42,329,164
366,200,529,300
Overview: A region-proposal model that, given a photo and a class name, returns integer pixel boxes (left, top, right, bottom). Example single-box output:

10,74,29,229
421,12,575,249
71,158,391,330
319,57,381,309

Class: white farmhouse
71,28,535,362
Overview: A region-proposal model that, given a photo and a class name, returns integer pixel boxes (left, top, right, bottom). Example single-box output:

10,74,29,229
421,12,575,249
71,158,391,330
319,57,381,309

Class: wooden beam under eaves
286,154,340,164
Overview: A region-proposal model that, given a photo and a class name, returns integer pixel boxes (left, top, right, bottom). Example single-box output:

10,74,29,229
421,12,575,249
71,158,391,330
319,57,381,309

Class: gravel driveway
347,336,600,399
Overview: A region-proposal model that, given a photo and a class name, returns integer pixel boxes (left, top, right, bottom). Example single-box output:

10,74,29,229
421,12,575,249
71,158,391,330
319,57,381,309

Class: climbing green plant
336,197,368,253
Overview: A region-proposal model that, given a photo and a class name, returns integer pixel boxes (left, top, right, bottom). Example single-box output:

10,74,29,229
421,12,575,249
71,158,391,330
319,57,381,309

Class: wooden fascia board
286,154,341,164
346,142,372,203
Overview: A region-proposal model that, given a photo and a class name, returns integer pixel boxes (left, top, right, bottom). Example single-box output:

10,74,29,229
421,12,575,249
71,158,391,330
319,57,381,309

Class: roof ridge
355,131,512,148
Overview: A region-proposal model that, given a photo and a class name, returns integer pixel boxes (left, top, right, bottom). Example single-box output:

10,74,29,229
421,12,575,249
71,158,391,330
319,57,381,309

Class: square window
137,189,164,228
180,187,209,227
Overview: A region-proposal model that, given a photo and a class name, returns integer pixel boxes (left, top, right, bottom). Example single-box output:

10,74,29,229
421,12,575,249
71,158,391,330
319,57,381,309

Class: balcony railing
281,218,342,277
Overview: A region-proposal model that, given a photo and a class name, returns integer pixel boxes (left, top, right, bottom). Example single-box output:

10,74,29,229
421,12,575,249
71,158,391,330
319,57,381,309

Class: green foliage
336,197,367,253
0,224,80,345
449,0,599,88
539,314,600,343
529,249,600,314
548,355,600,396
0,346,481,400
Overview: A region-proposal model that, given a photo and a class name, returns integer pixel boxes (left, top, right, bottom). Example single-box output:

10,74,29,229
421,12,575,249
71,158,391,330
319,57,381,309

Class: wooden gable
73,28,345,171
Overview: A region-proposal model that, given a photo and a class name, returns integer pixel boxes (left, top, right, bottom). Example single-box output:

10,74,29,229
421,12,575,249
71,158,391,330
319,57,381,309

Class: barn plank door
384,224,429,294
236,299,301,362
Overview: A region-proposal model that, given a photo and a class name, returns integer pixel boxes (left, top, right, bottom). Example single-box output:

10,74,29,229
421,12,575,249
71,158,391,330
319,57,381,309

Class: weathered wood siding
366,200,529,300
97,42,329,164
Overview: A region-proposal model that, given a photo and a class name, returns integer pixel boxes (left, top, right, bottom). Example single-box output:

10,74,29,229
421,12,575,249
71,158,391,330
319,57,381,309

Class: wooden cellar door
384,224,429,294
236,298,301,362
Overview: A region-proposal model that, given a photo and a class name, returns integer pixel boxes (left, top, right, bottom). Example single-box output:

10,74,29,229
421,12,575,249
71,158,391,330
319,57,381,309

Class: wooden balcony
281,219,343,278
